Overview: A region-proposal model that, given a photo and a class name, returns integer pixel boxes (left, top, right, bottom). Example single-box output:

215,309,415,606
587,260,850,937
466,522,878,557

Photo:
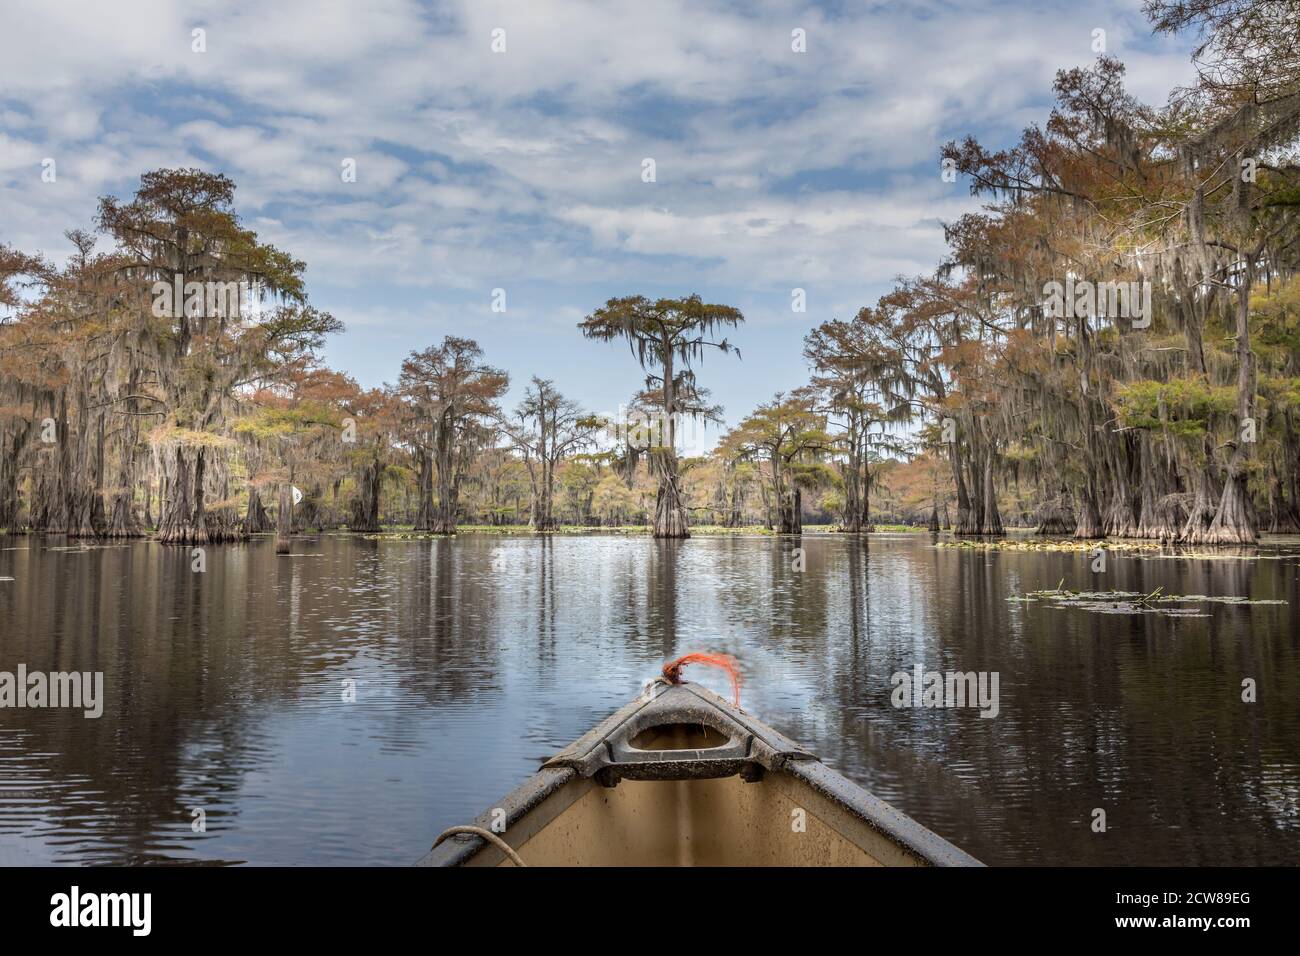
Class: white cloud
0,0,1196,414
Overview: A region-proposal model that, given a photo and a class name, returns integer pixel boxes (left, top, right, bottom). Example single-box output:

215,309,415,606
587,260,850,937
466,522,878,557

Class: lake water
1,532,1297,865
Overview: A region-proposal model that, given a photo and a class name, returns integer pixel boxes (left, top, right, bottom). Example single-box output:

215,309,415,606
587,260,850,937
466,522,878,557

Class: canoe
419,679,981,867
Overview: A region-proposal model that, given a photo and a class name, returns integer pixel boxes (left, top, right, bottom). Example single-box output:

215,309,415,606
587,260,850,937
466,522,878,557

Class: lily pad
1010,586,1287,617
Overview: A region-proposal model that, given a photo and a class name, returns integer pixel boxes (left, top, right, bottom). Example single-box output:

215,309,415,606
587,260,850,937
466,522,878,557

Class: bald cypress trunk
1101,435,1139,538
106,369,144,538
653,452,690,538
652,343,690,539
980,451,1003,535
156,446,209,544
726,478,743,528
67,397,103,538
1074,483,1104,538
841,420,863,533
860,478,872,533
105,482,142,537
1035,488,1075,535
1193,256,1259,545
275,482,292,554
777,487,802,534
414,448,433,531
105,441,142,538
1181,456,1220,542
244,487,271,533
841,462,862,533
950,441,976,534
431,409,458,535
1267,461,1300,533
33,395,71,534
0,440,18,530
349,457,382,532
143,472,155,531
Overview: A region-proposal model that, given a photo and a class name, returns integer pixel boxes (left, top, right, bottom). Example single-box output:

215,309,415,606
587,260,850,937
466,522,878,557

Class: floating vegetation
937,537,1290,561
1008,583,1287,617
939,538,1162,553
43,544,131,553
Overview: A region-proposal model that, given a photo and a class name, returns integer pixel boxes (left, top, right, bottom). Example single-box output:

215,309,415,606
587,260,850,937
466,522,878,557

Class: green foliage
1251,275,1300,362
1113,377,1236,437
790,461,837,488
1260,375,1300,412
234,402,341,440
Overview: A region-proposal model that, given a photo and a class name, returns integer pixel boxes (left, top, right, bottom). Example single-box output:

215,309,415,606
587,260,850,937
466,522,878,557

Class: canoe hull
420,682,981,867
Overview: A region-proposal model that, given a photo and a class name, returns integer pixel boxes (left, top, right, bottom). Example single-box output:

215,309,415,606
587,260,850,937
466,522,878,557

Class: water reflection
0,532,1297,865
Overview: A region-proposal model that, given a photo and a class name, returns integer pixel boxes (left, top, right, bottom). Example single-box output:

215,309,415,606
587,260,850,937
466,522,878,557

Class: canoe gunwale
418,766,580,867
785,759,983,867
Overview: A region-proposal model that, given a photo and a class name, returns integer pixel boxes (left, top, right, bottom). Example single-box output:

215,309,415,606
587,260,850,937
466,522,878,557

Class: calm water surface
1,532,1297,865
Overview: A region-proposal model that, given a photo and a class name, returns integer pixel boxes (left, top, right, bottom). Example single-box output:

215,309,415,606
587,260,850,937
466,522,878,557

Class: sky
0,0,1196,452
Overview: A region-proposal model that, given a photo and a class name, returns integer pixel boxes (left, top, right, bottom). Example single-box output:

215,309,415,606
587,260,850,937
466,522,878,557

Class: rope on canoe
431,825,527,867
662,652,741,708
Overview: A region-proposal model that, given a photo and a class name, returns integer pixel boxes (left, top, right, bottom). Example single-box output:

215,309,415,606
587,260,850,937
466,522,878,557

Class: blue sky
0,0,1195,451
